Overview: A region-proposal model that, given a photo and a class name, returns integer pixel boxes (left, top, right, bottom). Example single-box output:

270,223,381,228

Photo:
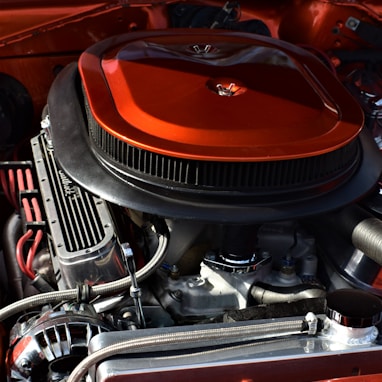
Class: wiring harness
0,162,44,280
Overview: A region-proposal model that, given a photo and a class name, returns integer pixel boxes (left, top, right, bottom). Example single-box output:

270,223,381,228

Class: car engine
2,1,382,381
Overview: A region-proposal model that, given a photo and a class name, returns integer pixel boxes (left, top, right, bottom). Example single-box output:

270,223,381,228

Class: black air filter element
87,105,361,193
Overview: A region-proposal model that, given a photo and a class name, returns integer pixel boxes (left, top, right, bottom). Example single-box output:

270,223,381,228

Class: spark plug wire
0,168,19,211
15,167,43,280
16,229,34,279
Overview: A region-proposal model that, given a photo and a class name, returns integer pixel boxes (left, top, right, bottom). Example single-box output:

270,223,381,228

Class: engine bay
2,1,382,381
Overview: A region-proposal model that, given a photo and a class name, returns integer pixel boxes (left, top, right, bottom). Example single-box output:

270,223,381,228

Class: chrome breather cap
326,289,382,328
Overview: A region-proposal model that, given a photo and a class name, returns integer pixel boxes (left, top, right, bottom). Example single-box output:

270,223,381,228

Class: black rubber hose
2,213,23,301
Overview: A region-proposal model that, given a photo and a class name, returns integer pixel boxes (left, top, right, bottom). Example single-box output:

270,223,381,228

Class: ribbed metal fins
35,320,107,362
38,135,105,252
86,97,361,192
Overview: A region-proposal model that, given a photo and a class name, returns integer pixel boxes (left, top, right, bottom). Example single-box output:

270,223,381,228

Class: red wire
25,168,34,190
16,229,34,279
16,169,25,191
27,169,43,276
27,169,42,222
21,198,33,222
8,169,18,210
15,168,44,279
25,196,43,276
0,166,45,280
31,197,42,221
1,167,38,279
25,168,43,278
17,169,33,222
26,229,43,277
0,169,14,209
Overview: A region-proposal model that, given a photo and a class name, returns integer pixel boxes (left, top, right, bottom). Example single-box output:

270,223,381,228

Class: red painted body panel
318,376,382,382
0,1,171,123
0,0,379,125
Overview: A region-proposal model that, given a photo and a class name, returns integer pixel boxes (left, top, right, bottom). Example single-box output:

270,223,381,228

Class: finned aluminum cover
31,134,126,289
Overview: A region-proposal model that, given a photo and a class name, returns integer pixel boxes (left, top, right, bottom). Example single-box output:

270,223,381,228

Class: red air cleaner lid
79,30,363,162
